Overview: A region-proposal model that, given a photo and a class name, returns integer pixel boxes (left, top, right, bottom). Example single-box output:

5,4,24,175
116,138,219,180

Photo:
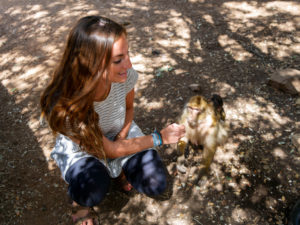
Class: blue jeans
65,149,167,207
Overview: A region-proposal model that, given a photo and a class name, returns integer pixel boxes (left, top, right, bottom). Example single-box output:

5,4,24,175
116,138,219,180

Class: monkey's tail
211,94,226,121
211,94,223,108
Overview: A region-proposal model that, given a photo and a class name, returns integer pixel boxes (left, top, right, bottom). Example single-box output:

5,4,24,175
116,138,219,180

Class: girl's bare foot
117,171,133,192
72,202,100,225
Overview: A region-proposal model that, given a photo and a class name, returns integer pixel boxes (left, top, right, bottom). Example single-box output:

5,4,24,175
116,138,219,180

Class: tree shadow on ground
0,83,70,225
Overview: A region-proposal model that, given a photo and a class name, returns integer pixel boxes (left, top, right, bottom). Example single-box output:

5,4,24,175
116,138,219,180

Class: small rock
177,155,185,164
188,84,201,92
177,164,187,174
267,68,300,95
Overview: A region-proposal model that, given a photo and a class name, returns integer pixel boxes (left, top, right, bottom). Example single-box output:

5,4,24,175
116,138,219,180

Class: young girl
40,15,185,224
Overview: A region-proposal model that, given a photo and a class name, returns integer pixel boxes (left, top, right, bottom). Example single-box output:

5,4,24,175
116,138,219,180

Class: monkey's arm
202,145,217,170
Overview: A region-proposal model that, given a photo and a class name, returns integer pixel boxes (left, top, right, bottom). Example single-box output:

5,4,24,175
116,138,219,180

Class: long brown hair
40,16,126,159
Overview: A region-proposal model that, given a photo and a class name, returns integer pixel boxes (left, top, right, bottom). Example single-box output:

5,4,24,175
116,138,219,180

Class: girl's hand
160,123,185,145
114,133,126,141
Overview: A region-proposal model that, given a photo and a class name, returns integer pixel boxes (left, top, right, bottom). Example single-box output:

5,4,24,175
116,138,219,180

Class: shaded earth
0,0,300,224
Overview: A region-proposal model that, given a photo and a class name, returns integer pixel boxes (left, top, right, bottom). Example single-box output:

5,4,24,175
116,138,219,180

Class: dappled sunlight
0,52,18,71
265,196,278,211
223,2,274,19
261,131,277,141
202,14,214,26
227,97,292,131
154,10,191,62
215,142,238,162
231,207,248,223
266,1,300,15
0,1,107,158
136,96,165,112
19,66,44,80
221,1,300,60
130,54,148,72
218,34,253,61
5,6,24,16
40,43,62,55
251,184,268,204
26,116,41,133
0,36,8,48
1,60,49,95
272,147,287,160
25,9,49,20
223,1,300,19
218,83,236,95
193,39,202,51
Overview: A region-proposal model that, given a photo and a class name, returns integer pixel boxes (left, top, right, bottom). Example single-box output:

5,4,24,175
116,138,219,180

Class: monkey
177,94,228,172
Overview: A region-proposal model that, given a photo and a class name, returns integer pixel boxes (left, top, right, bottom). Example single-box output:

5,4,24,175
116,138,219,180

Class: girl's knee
123,149,167,196
66,157,111,207
68,181,109,207
145,174,167,196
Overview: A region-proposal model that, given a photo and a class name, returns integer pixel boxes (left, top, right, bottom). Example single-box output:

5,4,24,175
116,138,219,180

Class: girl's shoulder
125,68,138,92
127,67,138,80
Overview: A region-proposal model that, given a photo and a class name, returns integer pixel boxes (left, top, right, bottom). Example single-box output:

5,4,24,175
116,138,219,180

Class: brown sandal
72,205,100,225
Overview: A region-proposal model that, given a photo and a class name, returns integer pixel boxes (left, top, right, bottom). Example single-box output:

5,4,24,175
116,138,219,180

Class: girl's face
106,33,132,83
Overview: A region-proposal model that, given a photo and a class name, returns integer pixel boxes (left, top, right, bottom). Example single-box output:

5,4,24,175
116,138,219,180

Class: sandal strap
71,205,92,213
72,205,100,225
73,212,99,225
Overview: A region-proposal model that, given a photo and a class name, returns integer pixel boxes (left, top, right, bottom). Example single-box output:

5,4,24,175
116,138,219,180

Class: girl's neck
94,78,112,102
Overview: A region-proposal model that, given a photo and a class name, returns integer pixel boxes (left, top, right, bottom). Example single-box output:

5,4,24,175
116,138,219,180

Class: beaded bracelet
151,133,159,147
154,129,163,145
151,129,163,147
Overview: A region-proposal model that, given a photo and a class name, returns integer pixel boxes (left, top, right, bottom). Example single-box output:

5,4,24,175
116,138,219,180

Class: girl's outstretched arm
103,123,185,159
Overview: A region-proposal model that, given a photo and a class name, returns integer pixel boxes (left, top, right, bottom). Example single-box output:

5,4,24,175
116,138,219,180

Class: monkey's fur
177,94,228,171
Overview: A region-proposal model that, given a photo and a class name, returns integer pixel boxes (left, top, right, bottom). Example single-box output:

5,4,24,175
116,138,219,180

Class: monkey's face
187,107,200,128
186,96,207,128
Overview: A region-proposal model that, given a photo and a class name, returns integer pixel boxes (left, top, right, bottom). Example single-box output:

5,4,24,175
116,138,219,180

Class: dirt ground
1,0,300,224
